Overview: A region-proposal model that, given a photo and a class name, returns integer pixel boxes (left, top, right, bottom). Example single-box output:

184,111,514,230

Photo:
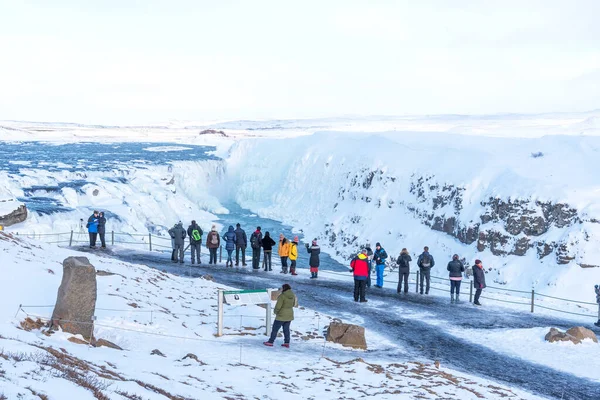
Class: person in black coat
396,248,412,294
447,254,465,303
262,231,276,271
472,259,486,306
97,212,107,248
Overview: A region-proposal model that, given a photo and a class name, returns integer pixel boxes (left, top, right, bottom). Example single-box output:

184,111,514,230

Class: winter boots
263,341,273,347
310,272,318,279
451,294,455,304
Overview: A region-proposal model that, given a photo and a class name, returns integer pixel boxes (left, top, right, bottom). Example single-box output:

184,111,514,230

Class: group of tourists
165,222,322,277
350,244,487,305
86,210,107,248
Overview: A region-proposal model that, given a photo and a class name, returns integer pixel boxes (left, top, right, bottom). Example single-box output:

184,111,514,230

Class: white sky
1,0,599,124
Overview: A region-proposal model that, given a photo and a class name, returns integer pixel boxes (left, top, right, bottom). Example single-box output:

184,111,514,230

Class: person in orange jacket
278,234,290,274
289,236,299,275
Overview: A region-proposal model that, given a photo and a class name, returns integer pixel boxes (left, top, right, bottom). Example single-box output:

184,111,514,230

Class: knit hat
376,242,381,247
453,254,459,260
282,283,291,292
475,259,482,265
293,236,299,243
236,223,240,227
401,248,408,254
256,226,261,231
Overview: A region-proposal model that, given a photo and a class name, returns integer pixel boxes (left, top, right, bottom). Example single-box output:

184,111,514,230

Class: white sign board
223,290,271,306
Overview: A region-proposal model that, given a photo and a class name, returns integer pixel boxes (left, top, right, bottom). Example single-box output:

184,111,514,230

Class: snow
0,196,24,216
0,232,542,399
447,327,600,383
143,146,195,152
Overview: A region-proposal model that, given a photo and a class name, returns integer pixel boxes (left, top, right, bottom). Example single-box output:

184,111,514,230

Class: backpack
192,229,201,242
398,256,408,268
421,254,432,268
210,232,218,245
250,232,259,248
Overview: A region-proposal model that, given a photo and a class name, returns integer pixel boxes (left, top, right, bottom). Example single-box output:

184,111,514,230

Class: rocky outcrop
545,328,581,344
0,201,27,227
326,322,367,350
545,327,598,344
51,257,97,340
565,327,598,343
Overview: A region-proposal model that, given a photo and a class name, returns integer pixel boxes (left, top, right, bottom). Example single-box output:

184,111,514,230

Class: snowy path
105,248,600,400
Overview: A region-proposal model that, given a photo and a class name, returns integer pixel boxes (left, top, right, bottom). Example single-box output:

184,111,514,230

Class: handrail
8,230,600,320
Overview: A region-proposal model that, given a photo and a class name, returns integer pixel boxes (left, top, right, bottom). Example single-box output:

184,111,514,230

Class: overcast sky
1,0,599,124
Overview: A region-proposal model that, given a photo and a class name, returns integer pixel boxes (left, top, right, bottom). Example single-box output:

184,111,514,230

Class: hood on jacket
264,232,271,238
228,225,234,232
358,253,367,260
281,289,295,300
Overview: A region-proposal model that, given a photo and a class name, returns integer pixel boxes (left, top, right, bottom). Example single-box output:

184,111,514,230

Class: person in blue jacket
373,242,388,288
86,210,99,248
222,225,237,268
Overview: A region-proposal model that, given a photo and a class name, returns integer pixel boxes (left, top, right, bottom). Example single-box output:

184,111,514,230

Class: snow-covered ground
0,232,544,399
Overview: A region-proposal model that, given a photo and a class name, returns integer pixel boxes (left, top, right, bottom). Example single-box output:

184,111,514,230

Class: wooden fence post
69,230,74,246
149,233,152,252
111,231,114,246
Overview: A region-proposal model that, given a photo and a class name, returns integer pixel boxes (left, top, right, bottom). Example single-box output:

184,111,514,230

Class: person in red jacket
350,250,369,302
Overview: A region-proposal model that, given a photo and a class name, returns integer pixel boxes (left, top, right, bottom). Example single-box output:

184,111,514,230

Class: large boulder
0,197,27,227
326,322,367,350
51,257,97,340
566,327,598,343
544,328,581,345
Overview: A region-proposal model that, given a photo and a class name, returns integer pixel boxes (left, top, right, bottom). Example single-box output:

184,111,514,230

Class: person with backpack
472,259,486,306
350,249,369,302
222,225,237,268
86,210,99,248
447,254,465,303
306,239,321,279
396,248,412,294
278,234,290,274
206,224,220,265
373,242,388,288
187,220,204,265
97,211,107,249
365,243,374,288
250,226,263,270
263,283,295,348
234,223,247,267
417,246,435,294
261,231,276,271
168,221,186,264
289,236,299,275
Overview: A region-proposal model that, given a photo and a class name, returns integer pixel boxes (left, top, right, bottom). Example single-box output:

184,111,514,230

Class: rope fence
9,230,600,322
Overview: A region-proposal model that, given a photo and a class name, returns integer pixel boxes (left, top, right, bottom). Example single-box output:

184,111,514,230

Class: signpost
217,289,274,337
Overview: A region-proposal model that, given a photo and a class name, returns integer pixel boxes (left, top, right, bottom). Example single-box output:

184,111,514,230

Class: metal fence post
219,245,222,263
415,270,419,293
149,233,152,252
469,280,474,303
217,289,224,337
111,231,114,246
531,290,535,313
69,230,73,247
